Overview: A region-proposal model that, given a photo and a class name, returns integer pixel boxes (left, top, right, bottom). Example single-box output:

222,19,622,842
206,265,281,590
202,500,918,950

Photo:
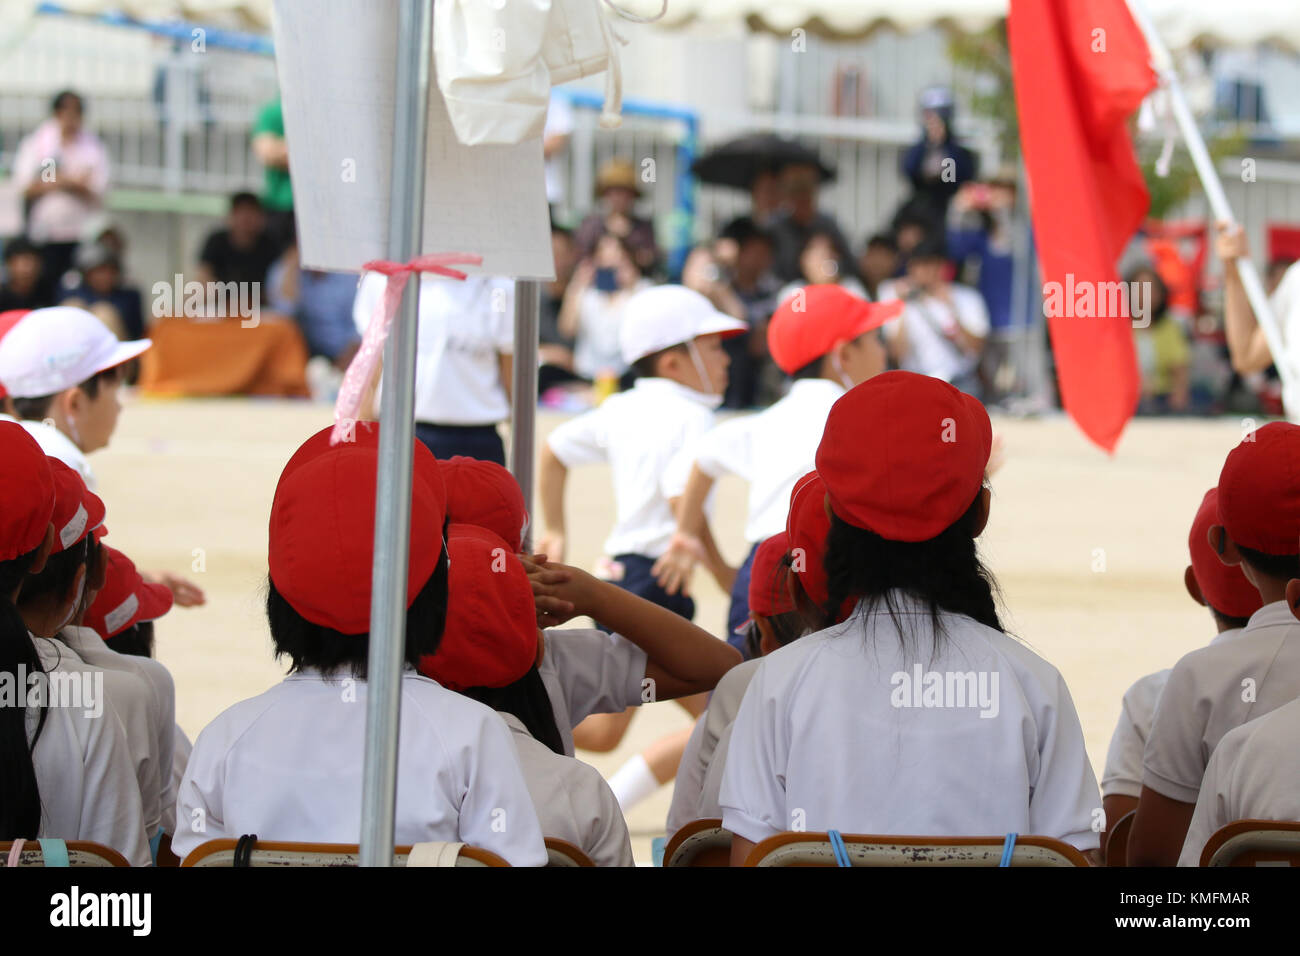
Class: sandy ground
94,393,1256,863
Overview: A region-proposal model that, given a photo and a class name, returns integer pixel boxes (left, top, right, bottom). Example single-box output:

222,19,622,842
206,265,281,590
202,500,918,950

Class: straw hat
595,158,642,198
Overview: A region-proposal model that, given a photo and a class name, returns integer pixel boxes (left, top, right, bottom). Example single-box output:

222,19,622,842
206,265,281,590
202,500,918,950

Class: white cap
619,285,748,366
0,307,151,398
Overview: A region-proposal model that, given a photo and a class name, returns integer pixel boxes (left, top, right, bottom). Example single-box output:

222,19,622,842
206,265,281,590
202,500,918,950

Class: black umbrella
690,133,835,190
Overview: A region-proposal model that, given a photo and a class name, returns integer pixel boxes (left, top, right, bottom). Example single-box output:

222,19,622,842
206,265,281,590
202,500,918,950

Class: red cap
767,285,902,375
1190,488,1263,620
0,421,55,561
786,470,832,610
441,456,528,553
46,457,106,552
749,532,796,617
84,546,173,639
418,523,537,692
816,371,991,541
269,432,447,634
1217,422,1300,556
0,310,31,400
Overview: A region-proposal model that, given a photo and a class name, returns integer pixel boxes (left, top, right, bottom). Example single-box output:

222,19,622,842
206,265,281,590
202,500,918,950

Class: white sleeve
544,628,648,728
78,709,152,867
546,407,608,468
1100,675,1163,800
132,657,178,836
718,661,787,845
1140,659,1206,804
578,764,635,867
1027,670,1102,851
352,272,385,335
490,279,516,353
665,714,710,839
170,727,230,861
97,669,163,842
661,411,715,500
10,133,42,190
956,286,990,337
692,415,755,482
698,721,735,820
455,713,548,867
1177,732,1237,867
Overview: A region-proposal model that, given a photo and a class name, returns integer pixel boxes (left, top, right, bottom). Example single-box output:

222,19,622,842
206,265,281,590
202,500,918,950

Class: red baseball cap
816,371,991,542
46,457,106,553
441,456,529,553
0,421,55,562
786,470,832,610
269,432,447,634
1217,422,1300,556
1190,488,1263,620
84,546,173,640
0,309,31,400
767,285,903,375
418,523,537,692
749,532,796,617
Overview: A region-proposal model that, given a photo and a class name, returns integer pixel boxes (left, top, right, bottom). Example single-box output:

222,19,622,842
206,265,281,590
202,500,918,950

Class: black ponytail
823,487,1004,658
1,546,48,839
463,667,566,757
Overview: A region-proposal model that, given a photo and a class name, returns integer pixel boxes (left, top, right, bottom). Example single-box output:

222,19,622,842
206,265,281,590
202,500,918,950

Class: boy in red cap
1130,422,1300,866
421,524,633,867
720,371,1100,865
1100,487,1262,855
440,455,529,552
0,422,150,864
655,284,901,649
172,426,546,865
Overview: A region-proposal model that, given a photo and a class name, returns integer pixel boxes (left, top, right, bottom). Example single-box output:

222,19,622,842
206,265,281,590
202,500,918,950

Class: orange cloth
139,315,310,397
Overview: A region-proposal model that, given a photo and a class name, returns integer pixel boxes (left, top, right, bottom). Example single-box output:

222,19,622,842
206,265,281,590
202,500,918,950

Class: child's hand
534,531,565,565
520,553,579,627
652,532,704,596
147,571,207,607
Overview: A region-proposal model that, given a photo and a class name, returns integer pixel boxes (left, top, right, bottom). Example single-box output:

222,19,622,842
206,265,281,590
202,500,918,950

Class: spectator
901,86,978,224
681,242,749,406
265,222,360,371
716,217,780,408
776,228,868,305
251,96,294,253
768,162,856,284
574,159,659,275
1130,266,1191,415
559,233,651,384
539,222,581,394
858,233,900,300
0,237,55,312
11,91,110,286
197,193,280,300
890,204,941,275
58,242,145,342
877,236,989,394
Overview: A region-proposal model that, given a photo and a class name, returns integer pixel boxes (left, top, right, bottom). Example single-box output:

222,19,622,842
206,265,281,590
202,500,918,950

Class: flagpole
1124,0,1294,393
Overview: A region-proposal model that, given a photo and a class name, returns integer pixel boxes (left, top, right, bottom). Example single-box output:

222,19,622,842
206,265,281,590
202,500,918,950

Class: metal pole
1125,0,1294,393
359,0,432,868
510,280,540,552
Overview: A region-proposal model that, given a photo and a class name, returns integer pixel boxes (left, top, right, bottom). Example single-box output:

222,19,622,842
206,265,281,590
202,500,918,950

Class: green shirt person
252,98,292,213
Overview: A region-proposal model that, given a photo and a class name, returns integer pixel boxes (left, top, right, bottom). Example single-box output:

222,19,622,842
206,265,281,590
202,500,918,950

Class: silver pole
359,0,432,868
510,279,541,551
1125,0,1294,393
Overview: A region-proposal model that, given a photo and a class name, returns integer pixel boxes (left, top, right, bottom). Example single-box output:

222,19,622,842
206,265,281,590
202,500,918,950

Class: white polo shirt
1178,695,1300,866
1270,260,1300,422
1101,627,1243,800
692,378,846,545
878,280,990,385
20,418,95,491
172,669,547,866
353,273,515,426
546,377,720,558
498,712,634,867
720,593,1101,849
28,642,152,867
1142,601,1300,804
538,627,648,757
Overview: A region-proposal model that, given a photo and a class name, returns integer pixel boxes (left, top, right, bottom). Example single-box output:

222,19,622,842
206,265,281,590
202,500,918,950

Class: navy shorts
726,541,760,658
593,553,695,633
415,422,506,466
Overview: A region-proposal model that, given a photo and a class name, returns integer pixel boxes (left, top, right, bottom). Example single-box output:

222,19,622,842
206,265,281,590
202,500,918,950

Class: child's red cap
749,532,796,617
47,457,106,553
1190,488,1263,620
269,432,446,634
84,546,173,640
816,371,991,541
0,421,55,561
0,310,31,400
1217,422,1300,556
786,471,831,609
418,523,537,692
766,285,902,374
441,456,529,553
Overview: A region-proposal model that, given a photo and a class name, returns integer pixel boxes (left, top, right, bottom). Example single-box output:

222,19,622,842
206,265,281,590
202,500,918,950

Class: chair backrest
1202,820,1300,867
181,838,508,867
543,837,595,867
745,832,1089,867
1105,810,1136,867
664,819,731,868
0,840,129,867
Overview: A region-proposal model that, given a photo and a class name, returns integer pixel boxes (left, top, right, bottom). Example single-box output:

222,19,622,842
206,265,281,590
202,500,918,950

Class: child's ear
534,629,546,668
1184,566,1207,607
755,615,779,657
1286,579,1300,622
971,486,992,538
28,524,55,576
1209,524,1242,566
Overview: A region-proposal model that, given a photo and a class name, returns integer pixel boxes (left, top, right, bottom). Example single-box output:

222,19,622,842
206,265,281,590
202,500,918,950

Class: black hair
229,191,262,212
630,343,688,379
908,234,950,264
798,227,843,258
1236,545,1300,583
865,233,898,253
462,666,565,756
823,487,1003,658
790,355,828,381
18,537,89,615
3,237,40,262
106,620,155,658
52,90,83,114
266,543,450,679
1124,265,1170,324
720,216,774,248
744,609,806,659
13,365,123,421
1208,606,1252,632
1,544,49,839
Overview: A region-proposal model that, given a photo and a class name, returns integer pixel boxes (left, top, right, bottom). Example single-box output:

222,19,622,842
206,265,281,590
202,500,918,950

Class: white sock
609,754,659,811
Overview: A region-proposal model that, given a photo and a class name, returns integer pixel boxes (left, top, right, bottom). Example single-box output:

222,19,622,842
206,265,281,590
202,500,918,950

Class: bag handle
827,830,851,868
37,839,70,867
998,832,1018,867
407,842,466,867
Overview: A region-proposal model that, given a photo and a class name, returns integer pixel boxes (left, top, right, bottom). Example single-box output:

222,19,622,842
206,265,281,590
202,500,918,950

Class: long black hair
823,487,1004,657
1,545,49,839
462,667,566,757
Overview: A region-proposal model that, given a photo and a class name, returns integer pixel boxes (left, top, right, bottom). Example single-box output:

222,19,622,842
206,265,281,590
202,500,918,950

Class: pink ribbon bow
331,252,483,445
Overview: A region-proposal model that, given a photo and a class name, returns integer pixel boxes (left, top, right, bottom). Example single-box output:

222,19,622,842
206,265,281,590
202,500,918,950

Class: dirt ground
94,394,1256,863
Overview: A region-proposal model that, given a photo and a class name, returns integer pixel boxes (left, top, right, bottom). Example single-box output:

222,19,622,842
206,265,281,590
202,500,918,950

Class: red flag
1009,0,1155,452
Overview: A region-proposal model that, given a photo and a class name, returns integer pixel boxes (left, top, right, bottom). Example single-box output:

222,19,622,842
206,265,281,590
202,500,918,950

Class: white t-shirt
172,669,547,866
353,274,515,426
498,712,633,867
537,627,648,758
20,419,95,491
1142,601,1300,804
10,122,110,244
878,280,990,384
172,724,192,820
1101,627,1242,800
692,378,845,544
1179,695,1300,866
547,377,720,558
1271,260,1300,422
720,593,1101,849
571,281,652,380
543,92,574,206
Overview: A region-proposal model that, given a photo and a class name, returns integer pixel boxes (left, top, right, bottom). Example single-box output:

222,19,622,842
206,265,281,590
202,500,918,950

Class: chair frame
543,837,595,867
0,840,129,867
1201,820,1300,867
744,832,1090,867
181,838,508,867
664,819,731,868
1105,809,1137,867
